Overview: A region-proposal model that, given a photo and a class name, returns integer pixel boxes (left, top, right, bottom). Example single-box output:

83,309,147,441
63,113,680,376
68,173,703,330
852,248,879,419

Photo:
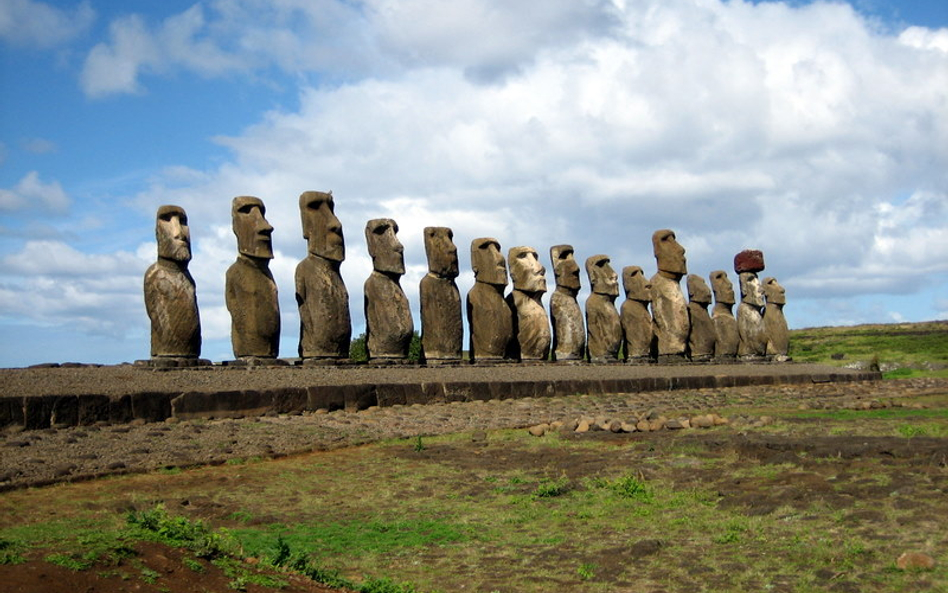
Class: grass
789,321,948,378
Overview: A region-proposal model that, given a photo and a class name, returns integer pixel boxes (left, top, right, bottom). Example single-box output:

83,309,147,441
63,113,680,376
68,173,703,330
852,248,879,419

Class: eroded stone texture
687,274,715,362
585,255,622,362
620,265,653,363
709,270,739,360
737,270,767,358
734,249,765,273
467,238,513,362
296,191,351,360
649,229,689,360
763,276,790,360
144,205,201,359
364,219,413,360
226,196,280,359
420,227,462,362
549,245,585,362
506,246,551,361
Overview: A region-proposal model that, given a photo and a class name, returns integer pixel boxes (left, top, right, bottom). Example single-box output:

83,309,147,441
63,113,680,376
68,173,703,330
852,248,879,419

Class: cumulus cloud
0,171,70,214
0,0,94,48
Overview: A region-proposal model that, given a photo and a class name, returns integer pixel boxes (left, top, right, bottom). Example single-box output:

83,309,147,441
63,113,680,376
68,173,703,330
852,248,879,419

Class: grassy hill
789,320,948,379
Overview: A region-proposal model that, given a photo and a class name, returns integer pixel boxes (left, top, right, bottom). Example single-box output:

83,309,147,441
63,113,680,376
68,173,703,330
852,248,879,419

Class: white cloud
0,0,94,48
0,171,70,214
20,137,57,154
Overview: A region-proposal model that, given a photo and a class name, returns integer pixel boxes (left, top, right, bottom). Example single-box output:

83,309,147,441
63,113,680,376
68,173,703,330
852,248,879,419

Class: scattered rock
528,424,549,437
896,552,936,570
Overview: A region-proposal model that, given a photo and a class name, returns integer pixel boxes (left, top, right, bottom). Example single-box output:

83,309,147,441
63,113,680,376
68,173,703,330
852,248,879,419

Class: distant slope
789,320,948,378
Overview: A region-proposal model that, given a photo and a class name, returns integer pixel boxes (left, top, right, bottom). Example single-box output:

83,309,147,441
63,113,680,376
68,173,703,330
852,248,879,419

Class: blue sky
1,0,946,367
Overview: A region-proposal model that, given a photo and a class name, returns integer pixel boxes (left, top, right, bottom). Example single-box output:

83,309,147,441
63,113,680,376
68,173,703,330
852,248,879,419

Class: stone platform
0,362,880,429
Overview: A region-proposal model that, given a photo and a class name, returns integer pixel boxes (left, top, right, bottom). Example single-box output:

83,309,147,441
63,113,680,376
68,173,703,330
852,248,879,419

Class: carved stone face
622,266,651,301
652,229,687,276
586,254,619,297
424,226,459,279
365,218,405,275
300,191,344,262
687,274,712,305
739,272,765,307
232,196,273,259
550,244,581,291
763,277,786,305
508,246,546,293
471,237,507,286
709,270,736,306
156,205,191,263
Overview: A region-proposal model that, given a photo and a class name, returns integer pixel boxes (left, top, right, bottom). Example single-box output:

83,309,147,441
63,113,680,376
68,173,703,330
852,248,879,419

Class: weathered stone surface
296,191,351,360
620,266,654,362
364,219,413,359
585,255,622,362
710,270,739,359
145,205,201,359
420,227,462,361
549,245,585,361
467,238,513,362
650,230,689,358
687,274,715,361
763,276,790,360
737,271,767,357
226,196,279,359
506,246,551,361
734,249,765,273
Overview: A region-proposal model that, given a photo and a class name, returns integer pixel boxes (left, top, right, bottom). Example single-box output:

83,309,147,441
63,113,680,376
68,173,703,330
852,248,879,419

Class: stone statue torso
649,273,689,356
712,303,739,358
466,281,513,361
144,262,201,358
364,271,413,359
585,293,622,361
507,290,551,361
764,304,789,357
620,299,653,359
226,256,280,358
295,255,351,359
737,302,767,357
687,302,715,360
550,289,585,361
420,274,462,360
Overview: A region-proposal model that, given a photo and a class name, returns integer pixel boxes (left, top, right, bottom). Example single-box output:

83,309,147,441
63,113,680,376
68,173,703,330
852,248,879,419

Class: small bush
531,477,570,499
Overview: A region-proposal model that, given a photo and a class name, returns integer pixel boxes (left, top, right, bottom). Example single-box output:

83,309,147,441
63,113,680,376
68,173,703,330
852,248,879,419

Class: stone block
50,396,79,427
270,387,307,414
733,250,765,273
375,383,408,407
342,384,376,411
306,385,346,412
77,395,111,425
415,382,446,405
109,395,133,424
24,396,54,430
131,392,173,422
0,398,24,428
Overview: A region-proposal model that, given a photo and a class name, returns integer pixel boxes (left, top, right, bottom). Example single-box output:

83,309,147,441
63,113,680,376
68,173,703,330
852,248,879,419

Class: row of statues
144,193,790,366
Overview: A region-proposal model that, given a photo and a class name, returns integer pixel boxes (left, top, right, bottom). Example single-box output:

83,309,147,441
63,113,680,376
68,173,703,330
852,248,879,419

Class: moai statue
763,276,790,361
506,246,551,362
143,205,202,364
620,266,654,364
295,191,351,361
549,245,585,362
585,255,622,362
466,237,513,362
735,249,767,359
649,229,689,362
419,227,462,363
226,196,280,361
686,274,715,362
709,270,739,360
363,218,413,360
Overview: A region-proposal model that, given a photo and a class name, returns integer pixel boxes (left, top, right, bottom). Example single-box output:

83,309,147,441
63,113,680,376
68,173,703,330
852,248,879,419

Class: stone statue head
550,244,581,291
652,229,687,277
300,190,344,262
232,196,274,259
709,270,735,306
156,204,191,263
471,238,507,286
365,218,405,275
424,226,459,279
739,272,764,307
508,246,546,293
586,254,619,297
622,266,651,302
762,277,786,305
687,274,712,305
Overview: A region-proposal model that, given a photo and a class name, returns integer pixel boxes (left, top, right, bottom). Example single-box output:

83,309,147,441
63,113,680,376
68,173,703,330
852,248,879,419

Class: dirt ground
1,377,946,592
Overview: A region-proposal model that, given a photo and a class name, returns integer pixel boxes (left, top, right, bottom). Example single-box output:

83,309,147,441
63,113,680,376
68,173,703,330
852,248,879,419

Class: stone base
714,355,738,363
365,358,420,367
738,355,771,363
135,358,212,369
689,354,714,363
656,354,689,364
299,357,353,367
422,358,465,367
625,356,654,366
589,357,623,364
222,357,291,367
